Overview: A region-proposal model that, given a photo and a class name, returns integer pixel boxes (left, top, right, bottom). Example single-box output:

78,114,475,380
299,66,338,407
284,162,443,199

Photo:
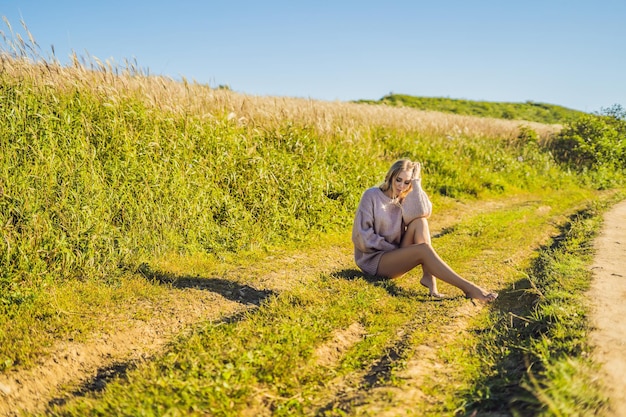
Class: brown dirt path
0,250,348,416
588,199,626,417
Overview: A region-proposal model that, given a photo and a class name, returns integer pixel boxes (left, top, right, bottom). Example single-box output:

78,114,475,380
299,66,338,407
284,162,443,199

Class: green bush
548,105,626,175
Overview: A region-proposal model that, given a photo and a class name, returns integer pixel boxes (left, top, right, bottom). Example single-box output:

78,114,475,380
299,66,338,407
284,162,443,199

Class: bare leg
377,243,497,303
401,218,441,297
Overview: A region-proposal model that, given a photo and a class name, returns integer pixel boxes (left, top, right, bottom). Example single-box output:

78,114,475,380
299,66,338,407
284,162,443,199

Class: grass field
1,22,625,416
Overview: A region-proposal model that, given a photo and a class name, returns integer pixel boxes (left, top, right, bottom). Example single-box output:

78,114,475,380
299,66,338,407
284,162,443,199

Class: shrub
549,105,626,171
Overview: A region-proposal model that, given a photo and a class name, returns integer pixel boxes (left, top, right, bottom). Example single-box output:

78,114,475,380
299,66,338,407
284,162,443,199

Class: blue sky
2,1,625,112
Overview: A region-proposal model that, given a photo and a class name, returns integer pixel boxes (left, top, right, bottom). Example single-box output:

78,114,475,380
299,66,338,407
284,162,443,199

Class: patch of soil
369,303,479,416
588,199,626,417
316,301,482,417
313,322,367,368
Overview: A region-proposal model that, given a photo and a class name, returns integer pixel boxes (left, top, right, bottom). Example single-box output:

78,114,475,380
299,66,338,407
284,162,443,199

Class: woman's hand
412,162,421,180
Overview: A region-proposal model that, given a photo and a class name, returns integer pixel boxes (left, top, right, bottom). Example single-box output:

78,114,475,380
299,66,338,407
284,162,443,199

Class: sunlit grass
451,195,624,417
39,190,609,417
1,16,624,417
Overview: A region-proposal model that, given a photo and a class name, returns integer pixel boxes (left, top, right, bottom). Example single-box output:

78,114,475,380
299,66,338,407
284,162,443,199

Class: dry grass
1,50,559,145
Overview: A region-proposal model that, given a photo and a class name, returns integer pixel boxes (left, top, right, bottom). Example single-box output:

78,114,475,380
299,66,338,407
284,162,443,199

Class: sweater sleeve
352,190,397,253
400,179,432,223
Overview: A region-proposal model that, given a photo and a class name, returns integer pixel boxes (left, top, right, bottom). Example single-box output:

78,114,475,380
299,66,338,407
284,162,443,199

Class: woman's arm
352,192,397,253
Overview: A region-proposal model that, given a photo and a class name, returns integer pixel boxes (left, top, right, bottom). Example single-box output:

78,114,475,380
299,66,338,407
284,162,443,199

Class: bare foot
420,275,445,298
465,290,498,304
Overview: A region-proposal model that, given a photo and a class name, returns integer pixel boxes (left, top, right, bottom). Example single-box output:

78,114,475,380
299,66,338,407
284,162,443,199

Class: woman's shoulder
361,186,384,199
359,187,392,207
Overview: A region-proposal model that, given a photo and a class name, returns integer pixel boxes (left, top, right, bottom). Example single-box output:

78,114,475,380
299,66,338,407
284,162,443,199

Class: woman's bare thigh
377,245,424,278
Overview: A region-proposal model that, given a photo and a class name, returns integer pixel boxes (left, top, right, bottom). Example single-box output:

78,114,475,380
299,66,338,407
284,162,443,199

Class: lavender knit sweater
351,187,404,276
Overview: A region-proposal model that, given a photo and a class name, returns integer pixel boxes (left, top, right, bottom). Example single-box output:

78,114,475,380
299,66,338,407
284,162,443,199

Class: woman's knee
406,218,430,244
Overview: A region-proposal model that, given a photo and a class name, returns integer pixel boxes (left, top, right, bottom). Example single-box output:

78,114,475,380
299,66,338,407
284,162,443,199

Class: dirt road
589,199,626,417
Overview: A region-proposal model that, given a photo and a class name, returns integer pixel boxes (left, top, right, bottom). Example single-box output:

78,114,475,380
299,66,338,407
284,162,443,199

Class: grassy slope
0,50,623,416
356,94,587,124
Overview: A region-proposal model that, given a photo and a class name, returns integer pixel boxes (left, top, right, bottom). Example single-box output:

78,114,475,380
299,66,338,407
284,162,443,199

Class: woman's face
392,170,413,197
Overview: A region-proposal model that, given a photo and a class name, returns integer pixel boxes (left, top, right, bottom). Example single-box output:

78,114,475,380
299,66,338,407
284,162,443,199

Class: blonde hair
379,158,420,200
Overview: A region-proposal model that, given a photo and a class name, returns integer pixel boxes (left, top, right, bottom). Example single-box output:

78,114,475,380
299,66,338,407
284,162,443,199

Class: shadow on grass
137,263,276,306
432,225,457,239
459,205,600,417
46,264,278,409
317,318,419,416
331,268,445,301
48,361,136,409
320,270,442,415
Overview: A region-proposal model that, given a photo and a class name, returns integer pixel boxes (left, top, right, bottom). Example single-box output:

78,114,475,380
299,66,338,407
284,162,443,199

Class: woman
351,159,497,303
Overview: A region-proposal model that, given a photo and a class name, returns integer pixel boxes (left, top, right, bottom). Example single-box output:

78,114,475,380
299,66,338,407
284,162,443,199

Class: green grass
2,19,626,416
452,195,624,416
357,94,587,124
35,189,613,417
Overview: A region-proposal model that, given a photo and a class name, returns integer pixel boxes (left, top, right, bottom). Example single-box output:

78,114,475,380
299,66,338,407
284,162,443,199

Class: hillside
356,94,587,124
